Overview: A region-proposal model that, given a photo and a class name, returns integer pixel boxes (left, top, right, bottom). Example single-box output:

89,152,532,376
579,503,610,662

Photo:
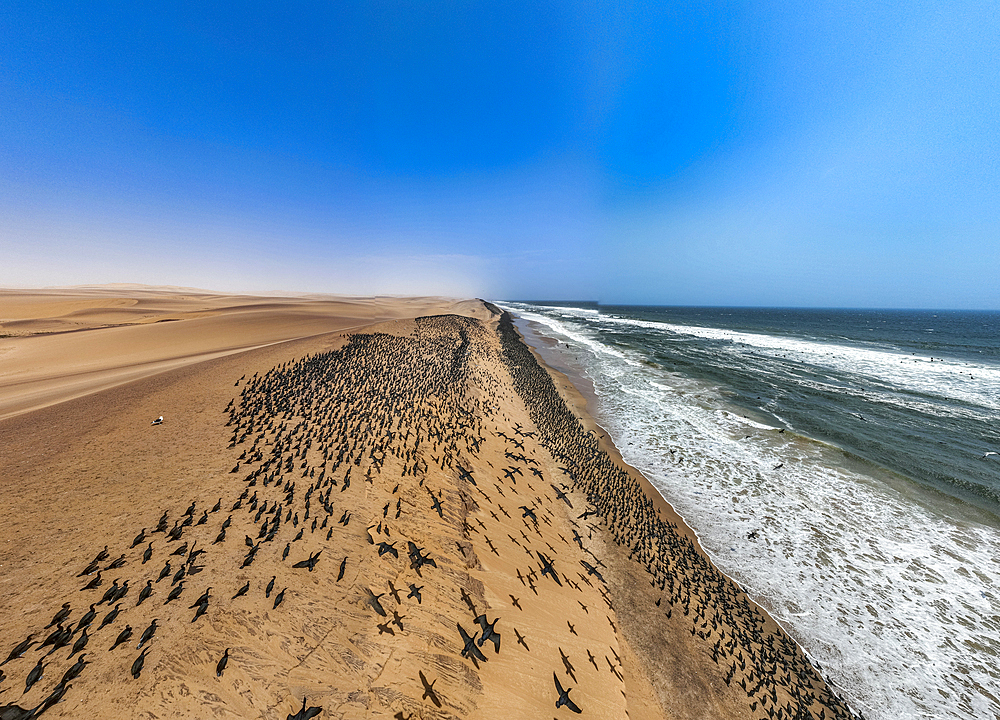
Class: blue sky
2,1,998,307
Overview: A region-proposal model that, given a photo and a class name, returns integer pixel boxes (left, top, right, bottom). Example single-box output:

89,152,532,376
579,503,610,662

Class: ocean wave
509,306,1000,720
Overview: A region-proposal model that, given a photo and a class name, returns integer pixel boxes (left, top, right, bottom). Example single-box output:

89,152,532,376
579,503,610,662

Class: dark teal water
530,304,1000,513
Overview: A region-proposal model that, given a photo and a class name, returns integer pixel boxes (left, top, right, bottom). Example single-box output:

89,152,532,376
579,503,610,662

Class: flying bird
553,673,582,714
474,615,501,653
457,623,487,664
419,670,442,707
286,697,322,720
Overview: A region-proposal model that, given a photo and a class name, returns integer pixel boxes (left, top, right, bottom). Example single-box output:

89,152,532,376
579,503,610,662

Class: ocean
501,302,1000,720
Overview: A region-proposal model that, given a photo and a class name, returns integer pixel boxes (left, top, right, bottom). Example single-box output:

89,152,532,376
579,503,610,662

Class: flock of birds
495,311,862,720
0,307,862,719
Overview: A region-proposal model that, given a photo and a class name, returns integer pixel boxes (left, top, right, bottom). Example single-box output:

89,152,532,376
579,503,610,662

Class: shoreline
495,310,854,720
508,306,996,718
506,304,1000,720
510,312,857,700
0,291,853,719
511,320,809,610
507,304,1000,523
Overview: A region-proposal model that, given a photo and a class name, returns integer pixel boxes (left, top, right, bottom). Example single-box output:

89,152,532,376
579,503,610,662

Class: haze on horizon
2,1,998,309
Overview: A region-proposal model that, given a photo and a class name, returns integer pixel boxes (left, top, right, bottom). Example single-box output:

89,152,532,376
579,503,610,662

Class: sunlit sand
0,287,850,719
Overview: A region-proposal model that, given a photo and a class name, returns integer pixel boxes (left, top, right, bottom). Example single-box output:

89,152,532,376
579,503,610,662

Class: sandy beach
0,288,853,720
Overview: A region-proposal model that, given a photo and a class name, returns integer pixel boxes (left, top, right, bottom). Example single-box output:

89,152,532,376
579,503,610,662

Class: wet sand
0,288,852,719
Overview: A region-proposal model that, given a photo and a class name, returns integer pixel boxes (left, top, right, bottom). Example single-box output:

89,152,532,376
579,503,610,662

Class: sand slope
0,287,489,420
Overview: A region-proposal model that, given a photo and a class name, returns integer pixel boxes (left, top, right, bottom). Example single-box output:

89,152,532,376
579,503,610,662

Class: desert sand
0,286,488,421
0,288,853,720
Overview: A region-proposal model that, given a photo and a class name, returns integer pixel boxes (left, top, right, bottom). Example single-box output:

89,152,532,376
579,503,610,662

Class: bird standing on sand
46,603,71,629
81,571,103,591
131,649,148,679
165,582,184,604
190,587,211,608
136,581,153,607
69,627,89,657
191,602,210,623
44,625,73,656
110,626,133,651
2,635,35,665
292,550,322,571
39,680,71,714
216,648,229,677
151,416,163,425
61,654,88,685
24,658,45,693
76,605,97,631
77,559,100,577
97,604,122,632
110,579,130,603
153,512,168,533
137,619,157,649
170,566,187,587
98,579,120,605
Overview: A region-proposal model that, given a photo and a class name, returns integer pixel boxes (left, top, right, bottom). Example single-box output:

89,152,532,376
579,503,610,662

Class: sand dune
0,289,852,720
0,287,490,420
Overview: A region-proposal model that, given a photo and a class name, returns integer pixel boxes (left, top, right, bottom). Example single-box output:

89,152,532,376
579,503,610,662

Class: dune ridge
0,287,488,420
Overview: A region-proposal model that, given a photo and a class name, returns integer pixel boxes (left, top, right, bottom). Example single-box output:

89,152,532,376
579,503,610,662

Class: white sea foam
595,313,1000,415
505,305,1000,720
509,309,641,367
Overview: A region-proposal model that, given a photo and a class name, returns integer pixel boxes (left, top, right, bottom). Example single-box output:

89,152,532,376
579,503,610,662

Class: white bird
151,416,163,426
982,451,999,459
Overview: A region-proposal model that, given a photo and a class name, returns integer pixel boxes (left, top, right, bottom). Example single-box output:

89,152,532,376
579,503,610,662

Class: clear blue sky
2,1,998,307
